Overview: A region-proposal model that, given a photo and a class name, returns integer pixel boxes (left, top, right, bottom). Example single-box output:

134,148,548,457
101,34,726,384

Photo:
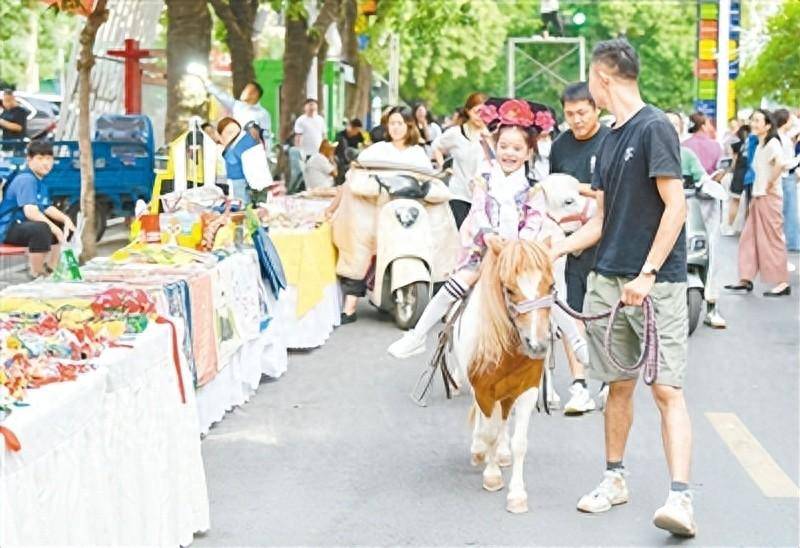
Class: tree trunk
349,56,372,122
279,18,316,145
22,0,40,93
316,41,328,117
76,0,109,262
165,0,211,142
279,0,342,145
209,0,258,97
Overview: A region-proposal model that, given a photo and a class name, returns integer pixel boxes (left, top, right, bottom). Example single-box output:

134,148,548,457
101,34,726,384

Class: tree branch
309,0,341,50
208,0,244,40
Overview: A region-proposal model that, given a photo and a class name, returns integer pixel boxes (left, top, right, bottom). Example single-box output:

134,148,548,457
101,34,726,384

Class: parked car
8,92,61,140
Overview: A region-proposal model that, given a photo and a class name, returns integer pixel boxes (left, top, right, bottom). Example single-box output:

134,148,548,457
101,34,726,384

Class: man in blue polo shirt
0,140,75,278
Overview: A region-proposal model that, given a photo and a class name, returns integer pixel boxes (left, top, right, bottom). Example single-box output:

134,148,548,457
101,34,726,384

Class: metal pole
716,0,731,138
507,38,515,97
579,36,586,81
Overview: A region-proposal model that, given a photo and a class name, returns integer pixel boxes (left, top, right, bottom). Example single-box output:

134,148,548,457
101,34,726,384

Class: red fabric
155,315,187,404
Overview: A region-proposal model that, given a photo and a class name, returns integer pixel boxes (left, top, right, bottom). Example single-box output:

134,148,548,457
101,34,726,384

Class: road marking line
706,412,800,498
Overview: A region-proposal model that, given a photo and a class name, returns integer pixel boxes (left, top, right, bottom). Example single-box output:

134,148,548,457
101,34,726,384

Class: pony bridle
505,288,661,385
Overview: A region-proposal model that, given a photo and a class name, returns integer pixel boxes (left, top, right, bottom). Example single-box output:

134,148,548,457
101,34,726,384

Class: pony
452,237,555,513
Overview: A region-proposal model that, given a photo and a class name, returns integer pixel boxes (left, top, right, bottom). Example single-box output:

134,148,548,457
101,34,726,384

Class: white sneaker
788,262,796,273
577,469,629,513
547,387,561,410
387,330,427,359
564,383,596,415
653,490,697,537
703,309,727,329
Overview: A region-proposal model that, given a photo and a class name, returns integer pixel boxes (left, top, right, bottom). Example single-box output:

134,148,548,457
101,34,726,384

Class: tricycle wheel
66,202,108,242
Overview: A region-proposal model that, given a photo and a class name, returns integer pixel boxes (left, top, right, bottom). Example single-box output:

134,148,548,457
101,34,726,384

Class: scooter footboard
390,257,431,294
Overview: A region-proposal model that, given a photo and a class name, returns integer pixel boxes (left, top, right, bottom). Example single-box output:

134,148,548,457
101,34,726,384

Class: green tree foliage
0,2,78,89
738,0,800,107
383,0,696,117
363,0,509,111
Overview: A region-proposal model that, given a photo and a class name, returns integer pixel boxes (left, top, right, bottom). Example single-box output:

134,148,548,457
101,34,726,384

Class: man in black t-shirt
549,81,610,415
0,90,28,152
552,39,695,537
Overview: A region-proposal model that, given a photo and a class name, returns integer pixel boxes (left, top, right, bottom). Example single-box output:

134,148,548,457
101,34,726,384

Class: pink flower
478,104,499,125
498,100,535,127
534,110,556,132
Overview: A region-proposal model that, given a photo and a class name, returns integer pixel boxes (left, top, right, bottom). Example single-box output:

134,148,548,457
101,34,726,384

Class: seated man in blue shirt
0,140,76,277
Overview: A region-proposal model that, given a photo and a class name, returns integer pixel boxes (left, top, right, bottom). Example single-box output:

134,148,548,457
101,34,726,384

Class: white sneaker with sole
577,469,629,513
564,383,596,415
387,331,427,359
703,309,727,328
653,490,697,537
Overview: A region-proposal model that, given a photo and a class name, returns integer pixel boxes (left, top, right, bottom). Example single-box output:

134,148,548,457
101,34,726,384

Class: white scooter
347,168,459,329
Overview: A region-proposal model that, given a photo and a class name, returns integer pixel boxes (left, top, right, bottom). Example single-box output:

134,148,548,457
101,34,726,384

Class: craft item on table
164,281,196,387
159,210,203,248
246,208,287,298
110,243,214,267
188,272,220,386
211,267,241,368
138,213,162,244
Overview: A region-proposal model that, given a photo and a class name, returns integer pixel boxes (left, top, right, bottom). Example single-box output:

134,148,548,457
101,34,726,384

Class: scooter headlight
395,206,420,228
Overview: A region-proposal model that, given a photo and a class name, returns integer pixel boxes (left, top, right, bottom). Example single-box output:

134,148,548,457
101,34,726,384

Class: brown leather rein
508,292,659,386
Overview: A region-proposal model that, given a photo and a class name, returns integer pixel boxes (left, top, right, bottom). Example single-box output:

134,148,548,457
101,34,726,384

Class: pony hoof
483,474,504,492
506,493,529,514
471,452,486,466
497,452,512,468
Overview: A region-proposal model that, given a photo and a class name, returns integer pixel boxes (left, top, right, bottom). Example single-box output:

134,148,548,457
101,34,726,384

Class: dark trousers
5,221,62,253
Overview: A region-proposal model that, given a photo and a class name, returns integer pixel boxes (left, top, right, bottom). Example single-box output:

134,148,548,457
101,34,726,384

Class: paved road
197,235,799,547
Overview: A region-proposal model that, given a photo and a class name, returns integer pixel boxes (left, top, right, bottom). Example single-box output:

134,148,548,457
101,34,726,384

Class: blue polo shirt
0,169,51,241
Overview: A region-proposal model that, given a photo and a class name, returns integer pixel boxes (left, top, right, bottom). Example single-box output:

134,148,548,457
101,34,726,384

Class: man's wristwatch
641,262,659,277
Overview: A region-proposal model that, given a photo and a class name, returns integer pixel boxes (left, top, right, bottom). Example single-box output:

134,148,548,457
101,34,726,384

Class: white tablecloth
194,321,288,436
274,283,342,349
0,323,210,547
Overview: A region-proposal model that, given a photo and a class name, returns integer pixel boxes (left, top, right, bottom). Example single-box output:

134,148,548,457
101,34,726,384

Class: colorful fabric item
188,273,220,387
270,223,337,318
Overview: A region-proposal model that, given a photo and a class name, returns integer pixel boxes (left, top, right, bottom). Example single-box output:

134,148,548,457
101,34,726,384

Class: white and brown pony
452,237,555,513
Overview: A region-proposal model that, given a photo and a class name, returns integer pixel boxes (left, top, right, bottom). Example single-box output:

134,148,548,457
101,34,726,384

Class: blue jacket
222,132,260,181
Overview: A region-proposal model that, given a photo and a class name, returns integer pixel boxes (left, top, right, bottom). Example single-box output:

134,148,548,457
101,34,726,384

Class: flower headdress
478,97,557,135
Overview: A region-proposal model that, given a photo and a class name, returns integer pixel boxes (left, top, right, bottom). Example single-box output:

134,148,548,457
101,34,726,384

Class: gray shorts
583,272,689,387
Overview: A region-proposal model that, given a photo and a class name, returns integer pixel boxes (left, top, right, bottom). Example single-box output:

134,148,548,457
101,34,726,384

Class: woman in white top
304,139,337,190
726,109,790,297
336,106,431,323
356,106,432,172
431,92,488,228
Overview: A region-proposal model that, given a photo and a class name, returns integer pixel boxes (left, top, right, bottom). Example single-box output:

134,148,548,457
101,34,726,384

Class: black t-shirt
0,105,28,141
591,105,686,283
550,124,610,184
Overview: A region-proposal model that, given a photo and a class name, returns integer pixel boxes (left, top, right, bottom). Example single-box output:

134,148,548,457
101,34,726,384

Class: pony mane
470,239,552,378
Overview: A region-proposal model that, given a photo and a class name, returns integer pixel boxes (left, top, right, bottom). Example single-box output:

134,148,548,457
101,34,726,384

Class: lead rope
553,295,659,386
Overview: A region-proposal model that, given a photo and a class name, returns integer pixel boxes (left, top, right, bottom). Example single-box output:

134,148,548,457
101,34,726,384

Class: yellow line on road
706,412,800,498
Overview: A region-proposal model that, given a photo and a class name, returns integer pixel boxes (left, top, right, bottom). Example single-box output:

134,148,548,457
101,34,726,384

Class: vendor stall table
271,222,341,349
0,323,209,547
